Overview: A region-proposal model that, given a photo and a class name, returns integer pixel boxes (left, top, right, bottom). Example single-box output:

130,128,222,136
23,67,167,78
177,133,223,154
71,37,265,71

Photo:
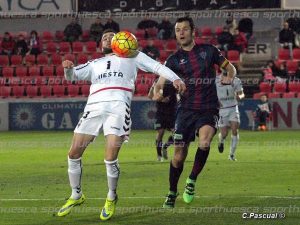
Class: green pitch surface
0,130,299,225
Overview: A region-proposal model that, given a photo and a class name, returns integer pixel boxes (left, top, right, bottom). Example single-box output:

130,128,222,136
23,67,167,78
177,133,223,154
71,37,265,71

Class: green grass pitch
0,130,299,225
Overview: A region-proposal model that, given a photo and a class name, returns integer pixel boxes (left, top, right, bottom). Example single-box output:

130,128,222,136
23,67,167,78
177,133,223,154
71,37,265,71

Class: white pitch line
0,195,300,201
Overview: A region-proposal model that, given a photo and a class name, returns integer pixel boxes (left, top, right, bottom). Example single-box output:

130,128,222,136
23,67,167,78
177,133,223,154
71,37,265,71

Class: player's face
175,21,195,47
101,32,115,49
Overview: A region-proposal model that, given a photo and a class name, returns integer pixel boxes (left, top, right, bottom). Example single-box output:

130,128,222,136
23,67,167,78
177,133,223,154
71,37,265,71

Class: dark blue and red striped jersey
165,44,228,111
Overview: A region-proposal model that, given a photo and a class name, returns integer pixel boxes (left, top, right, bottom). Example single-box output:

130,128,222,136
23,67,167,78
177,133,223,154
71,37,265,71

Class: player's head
175,16,195,47
261,94,268,102
101,29,115,54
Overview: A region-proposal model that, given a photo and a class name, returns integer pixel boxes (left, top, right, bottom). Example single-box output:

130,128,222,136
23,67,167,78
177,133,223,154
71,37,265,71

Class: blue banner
9,100,259,131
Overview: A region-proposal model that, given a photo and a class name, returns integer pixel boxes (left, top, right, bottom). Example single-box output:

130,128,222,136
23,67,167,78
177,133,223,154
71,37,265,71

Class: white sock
104,159,120,200
230,135,239,156
218,132,225,143
68,156,82,200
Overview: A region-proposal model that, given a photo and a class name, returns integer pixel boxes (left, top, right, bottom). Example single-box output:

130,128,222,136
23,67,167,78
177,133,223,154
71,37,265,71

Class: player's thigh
229,121,240,135
174,108,196,144
69,133,95,158
103,101,131,137
219,126,229,137
105,134,123,161
198,125,216,148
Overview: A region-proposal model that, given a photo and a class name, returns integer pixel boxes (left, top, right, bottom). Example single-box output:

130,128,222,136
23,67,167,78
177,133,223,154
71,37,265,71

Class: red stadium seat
135,83,149,96
274,82,287,93
24,54,36,65
282,92,296,98
268,92,281,98
72,41,83,54
227,50,240,63
37,54,49,65
259,82,272,93
0,55,9,66
51,53,62,66
56,65,64,76
85,41,97,54
64,54,75,62
165,40,177,51
153,39,164,50
0,86,11,98
135,29,145,39
292,48,300,61
147,28,158,38
77,53,88,65
67,85,80,97
15,66,27,77
32,76,47,86
201,26,212,37
139,40,148,49
81,84,90,96
159,51,170,63
42,65,54,77
42,31,54,42
11,55,23,66
28,66,40,76
286,60,298,74
55,30,64,41
40,85,52,97
91,52,103,60
81,30,90,42
52,85,65,97
48,76,63,86
26,86,39,97
59,42,71,54
46,42,57,54
288,82,300,92
278,48,290,61
214,26,223,36
253,92,265,99
2,67,14,77
12,86,25,97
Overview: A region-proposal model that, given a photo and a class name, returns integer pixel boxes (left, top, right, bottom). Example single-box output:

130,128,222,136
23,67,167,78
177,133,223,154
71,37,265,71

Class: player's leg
58,111,100,217
156,128,165,161
100,101,130,220
183,125,216,203
161,116,176,159
218,126,228,153
228,121,239,161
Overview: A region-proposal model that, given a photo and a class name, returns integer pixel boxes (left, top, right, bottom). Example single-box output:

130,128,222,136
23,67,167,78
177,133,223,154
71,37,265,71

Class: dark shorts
174,108,219,144
154,112,175,130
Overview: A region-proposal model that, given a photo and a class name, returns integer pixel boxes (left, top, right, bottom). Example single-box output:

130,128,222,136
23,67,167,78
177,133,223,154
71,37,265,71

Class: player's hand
62,60,74,69
220,75,233,85
173,79,186,94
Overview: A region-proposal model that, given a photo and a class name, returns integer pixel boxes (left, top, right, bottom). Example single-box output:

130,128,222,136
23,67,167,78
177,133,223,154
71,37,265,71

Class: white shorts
74,101,131,137
218,106,240,128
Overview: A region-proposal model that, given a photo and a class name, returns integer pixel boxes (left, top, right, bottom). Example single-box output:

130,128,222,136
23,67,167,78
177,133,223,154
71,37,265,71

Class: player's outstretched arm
62,60,75,80
221,62,236,85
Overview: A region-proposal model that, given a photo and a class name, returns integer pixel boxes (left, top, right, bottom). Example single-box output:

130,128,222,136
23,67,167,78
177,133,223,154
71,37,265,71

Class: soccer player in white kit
57,30,186,220
216,74,244,161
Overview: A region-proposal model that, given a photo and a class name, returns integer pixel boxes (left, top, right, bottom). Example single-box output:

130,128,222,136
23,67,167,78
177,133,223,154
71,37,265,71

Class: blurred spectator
224,13,237,35
217,26,234,53
15,34,28,57
1,32,15,55
142,39,160,60
137,15,158,38
64,18,82,42
262,61,277,82
157,17,173,40
276,62,288,81
103,18,120,32
28,30,41,56
255,95,272,131
286,16,300,34
232,28,248,53
238,17,253,40
90,17,104,43
279,22,294,58
295,62,300,80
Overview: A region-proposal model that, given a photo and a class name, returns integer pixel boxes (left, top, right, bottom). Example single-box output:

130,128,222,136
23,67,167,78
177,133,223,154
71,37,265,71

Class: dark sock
189,147,210,181
156,140,162,157
163,135,174,149
169,161,183,193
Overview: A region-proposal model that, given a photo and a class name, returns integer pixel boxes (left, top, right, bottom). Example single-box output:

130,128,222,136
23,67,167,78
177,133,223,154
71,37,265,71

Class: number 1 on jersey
107,61,111,69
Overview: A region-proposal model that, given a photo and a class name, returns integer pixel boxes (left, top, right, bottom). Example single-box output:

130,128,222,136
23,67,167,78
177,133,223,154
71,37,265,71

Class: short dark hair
175,16,195,31
102,29,116,35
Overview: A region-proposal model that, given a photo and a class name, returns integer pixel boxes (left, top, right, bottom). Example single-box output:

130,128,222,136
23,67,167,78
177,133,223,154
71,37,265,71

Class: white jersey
215,76,243,109
70,51,179,111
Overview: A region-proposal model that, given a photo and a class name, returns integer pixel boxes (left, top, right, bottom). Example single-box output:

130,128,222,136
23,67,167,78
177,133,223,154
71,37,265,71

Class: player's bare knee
232,129,238,136
199,140,211,149
68,151,82,159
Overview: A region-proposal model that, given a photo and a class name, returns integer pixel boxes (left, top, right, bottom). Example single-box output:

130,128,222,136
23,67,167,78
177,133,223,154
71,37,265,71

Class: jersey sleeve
73,61,93,81
233,77,243,92
212,45,229,69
